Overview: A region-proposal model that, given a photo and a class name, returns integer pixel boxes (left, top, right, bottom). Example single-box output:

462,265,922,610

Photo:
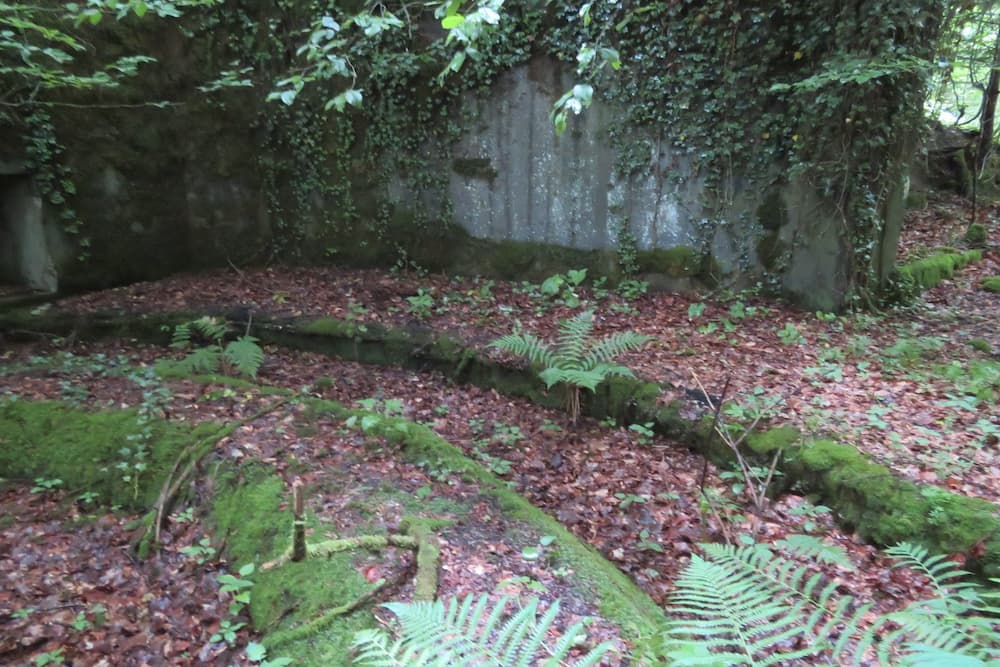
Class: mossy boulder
965,223,988,247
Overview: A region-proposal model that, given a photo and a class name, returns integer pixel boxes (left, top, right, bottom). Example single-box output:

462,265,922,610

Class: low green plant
351,594,614,666
34,649,64,666
776,321,805,345
406,289,435,319
246,642,292,667
617,278,648,300
169,316,264,379
614,492,647,510
490,311,652,422
540,268,588,307
30,477,63,494
180,537,216,565
687,302,706,319
629,422,654,446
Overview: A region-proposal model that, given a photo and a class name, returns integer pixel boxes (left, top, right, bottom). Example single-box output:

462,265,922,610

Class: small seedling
629,422,654,445
31,477,63,494
180,537,216,565
614,492,648,510
34,649,64,666
777,322,805,345
210,618,246,646
636,529,663,552
406,289,435,319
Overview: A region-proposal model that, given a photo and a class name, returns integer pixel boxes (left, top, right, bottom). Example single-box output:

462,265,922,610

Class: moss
965,223,987,246
211,464,377,665
905,190,928,210
301,317,362,338
636,246,700,277
969,338,992,353
0,399,212,509
305,399,669,661
982,277,1000,293
451,157,498,181
776,439,1000,576
587,376,661,425
896,249,983,291
747,426,801,454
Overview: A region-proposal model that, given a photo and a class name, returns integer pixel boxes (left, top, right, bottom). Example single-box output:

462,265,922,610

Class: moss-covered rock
636,246,699,277
965,223,988,247
0,399,215,509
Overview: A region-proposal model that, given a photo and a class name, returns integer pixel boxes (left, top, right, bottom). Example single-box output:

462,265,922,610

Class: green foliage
406,289,435,319
351,594,614,666
665,540,1000,666
982,277,1000,293
170,316,264,379
490,310,651,422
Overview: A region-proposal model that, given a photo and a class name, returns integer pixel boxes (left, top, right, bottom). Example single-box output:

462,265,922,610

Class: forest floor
0,194,997,665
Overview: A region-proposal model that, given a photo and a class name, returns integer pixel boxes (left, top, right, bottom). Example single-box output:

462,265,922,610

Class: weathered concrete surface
0,175,58,292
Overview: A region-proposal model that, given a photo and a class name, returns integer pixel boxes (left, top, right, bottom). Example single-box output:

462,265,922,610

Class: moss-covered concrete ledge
896,248,983,292
0,392,669,662
2,307,999,579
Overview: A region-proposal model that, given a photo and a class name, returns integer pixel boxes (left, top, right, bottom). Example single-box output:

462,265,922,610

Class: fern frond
775,534,856,570
554,310,596,370
353,595,613,666
581,331,653,369
666,554,823,666
668,543,865,665
886,543,974,598
490,333,554,368
191,316,230,345
170,322,192,349
224,336,264,379
178,346,221,374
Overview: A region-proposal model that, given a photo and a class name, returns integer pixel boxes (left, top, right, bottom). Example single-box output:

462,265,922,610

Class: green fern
876,543,1000,665
223,336,264,378
774,534,856,569
490,311,651,422
168,317,264,379
664,542,858,666
665,539,1000,666
177,346,222,374
351,594,614,666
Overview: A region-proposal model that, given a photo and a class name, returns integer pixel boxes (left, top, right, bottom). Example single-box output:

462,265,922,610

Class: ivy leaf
343,89,362,107
441,14,465,29
572,83,593,108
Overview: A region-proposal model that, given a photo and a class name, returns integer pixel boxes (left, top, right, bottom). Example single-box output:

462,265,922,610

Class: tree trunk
975,23,1000,174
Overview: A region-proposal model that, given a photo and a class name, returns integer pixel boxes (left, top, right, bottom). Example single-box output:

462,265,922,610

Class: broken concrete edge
1,307,998,579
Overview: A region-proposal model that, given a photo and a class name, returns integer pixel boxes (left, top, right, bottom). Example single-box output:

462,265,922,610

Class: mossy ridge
896,249,983,292
9,309,1000,578
0,399,214,509
306,398,669,661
